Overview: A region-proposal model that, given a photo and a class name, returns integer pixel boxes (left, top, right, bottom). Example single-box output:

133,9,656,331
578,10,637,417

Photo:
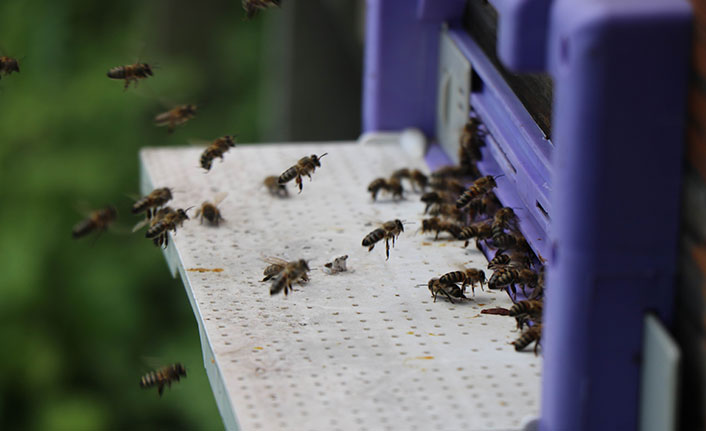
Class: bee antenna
184,206,195,213
493,174,505,180
318,153,329,158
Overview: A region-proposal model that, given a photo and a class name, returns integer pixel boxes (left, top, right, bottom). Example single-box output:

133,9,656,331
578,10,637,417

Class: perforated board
139,137,541,431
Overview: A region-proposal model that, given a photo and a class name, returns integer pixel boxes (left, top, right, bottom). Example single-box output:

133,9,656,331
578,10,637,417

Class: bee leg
124,79,130,90
463,240,469,248
158,383,164,397
442,289,456,304
432,291,438,302
296,176,303,193
435,230,439,240
385,239,390,260
534,336,541,356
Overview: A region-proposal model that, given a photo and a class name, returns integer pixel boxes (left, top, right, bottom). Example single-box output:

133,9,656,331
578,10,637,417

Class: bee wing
262,256,289,266
188,139,213,147
212,192,228,206
132,217,151,233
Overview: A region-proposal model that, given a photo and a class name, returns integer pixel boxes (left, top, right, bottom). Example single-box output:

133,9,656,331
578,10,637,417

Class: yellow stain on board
407,331,415,335
187,267,224,273
415,356,434,360
253,346,263,350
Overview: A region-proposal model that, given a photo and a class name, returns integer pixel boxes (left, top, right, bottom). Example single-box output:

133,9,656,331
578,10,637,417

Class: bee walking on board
512,325,542,354
242,0,281,19
427,278,467,303
145,207,191,248
132,187,173,219
200,135,236,171
456,221,493,248
72,206,117,239
154,104,196,134
107,62,153,89
140,363,187,397
421,191,456,213
391,168,428,192
264,175,289,197
419,217,461,240
278,153,328,193
367,177,403,201
439,268,486,296
194,193,227,226
488,267,538,299
456,175,501,209
0,56,19,79
268,259,311,296
362,219,405,260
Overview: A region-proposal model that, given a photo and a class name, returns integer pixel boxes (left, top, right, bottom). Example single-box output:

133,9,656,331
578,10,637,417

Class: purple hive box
363,0,692,430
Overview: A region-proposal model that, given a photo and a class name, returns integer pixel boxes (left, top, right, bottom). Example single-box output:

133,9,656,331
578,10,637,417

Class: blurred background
0,0,363,429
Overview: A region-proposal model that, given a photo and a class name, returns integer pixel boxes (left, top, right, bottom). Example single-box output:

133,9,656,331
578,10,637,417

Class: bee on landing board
264,175,288,197
419,217,461,240
488,267,538,298
0,56,20,79
278,153,327,193
391,168,428,192
140,363,187,396
145,207,191,248
268,259,311,296
367,177,403,201
512,325,542,354
132,187,173,219
456,220,493,248
242,0,281,19
427,278,467,303
456,175,501,209
154,104,196,134
362,219,405,260
439,268,486,296
72,206,117,239
107,63,153,89
194,193,227,226
200,135,236,171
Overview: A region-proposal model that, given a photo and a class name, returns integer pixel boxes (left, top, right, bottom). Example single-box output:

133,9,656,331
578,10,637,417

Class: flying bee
242,0,281,19
270,259,310,296
0,56,19,79
421,191,456,213
362,219,405,260
264,175,288,197
107,62,153,89
200,135,236,171
140,363,187,397
420,217,462,240
439,268,486,296
512,325,542,354
367,177,403,201
132,206,174,233
194,193,227,226
456,175,500,209
154,104,196,134
488,267,538,298
428,203,464,221
427,278,467,303
430,177,466,195
132,187,173,218
146,207,191,248
278,153,328,193
457,221,493,248
72,206,117,239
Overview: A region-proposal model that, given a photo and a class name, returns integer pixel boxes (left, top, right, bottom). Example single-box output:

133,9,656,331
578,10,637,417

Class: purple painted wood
494,0,553,72
541,1,691,430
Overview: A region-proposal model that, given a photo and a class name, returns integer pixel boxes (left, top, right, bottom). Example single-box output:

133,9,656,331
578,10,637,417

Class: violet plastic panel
363,0,464,137
541,2,691,431
494,0,553,72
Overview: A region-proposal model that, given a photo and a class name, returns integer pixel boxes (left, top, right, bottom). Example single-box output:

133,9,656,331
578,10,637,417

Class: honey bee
459,118,486,164
278,153,328,193
421,191,456,213
420,217,461,240
488,267,538,297
154,104,196,134
489,231,530,254
391,168,428,192
107,62,153,89
509,299,543,318
323,255,349,275
264,175,288,197
194,193,227,226
140,363,187,396
456,175,499,209
367,177,403,201
488,250,532,270
261,257,310,283
242,0,281,19
132,206,174,233
491,207,518,238
72,206,117,239
146,207,190,248
430,177,467,195
512,325,542,354
362,219,404,260
427,278,467,303
456,221,493,248
439,268,486,296
269,259,310,296
428,203,464,221
487,253,510,269
431,165,474,179
132,187,173,218
200,135,236,171
0,56,20,79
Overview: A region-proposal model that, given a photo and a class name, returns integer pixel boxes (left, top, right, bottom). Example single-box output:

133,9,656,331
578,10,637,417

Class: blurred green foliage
0,0,265,429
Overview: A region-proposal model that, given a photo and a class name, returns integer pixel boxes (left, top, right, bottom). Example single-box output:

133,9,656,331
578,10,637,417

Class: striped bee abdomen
278,166,299,184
